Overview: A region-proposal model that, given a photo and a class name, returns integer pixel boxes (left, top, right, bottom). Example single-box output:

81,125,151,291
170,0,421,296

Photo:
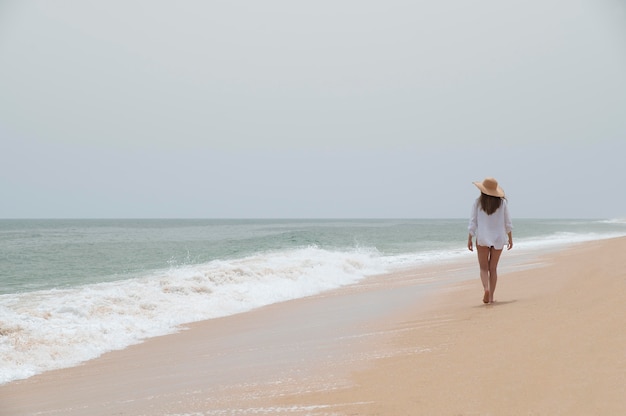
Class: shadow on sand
473,300,518,308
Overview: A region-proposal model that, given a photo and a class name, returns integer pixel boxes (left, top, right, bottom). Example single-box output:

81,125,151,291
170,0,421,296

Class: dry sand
2,237,626,415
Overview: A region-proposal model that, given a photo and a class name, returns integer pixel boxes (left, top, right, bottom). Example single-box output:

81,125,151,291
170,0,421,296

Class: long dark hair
480,193,502,215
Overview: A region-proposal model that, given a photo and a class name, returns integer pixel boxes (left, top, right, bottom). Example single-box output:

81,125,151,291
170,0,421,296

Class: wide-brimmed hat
473,177,505,198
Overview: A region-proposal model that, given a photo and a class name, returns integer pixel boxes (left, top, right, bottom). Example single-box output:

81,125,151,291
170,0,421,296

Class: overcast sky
1,0,625,218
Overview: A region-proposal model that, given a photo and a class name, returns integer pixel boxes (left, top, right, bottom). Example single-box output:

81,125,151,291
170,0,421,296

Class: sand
2,237,626,415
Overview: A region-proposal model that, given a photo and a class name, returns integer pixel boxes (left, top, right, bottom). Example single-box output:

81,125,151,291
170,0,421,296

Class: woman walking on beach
467,177,513,304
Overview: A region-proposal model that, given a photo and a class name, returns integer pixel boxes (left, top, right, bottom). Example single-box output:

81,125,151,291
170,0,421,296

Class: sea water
1,218,625,384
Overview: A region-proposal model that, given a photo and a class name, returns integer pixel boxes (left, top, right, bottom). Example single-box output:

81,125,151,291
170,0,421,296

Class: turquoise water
0,219,468,295
3,218,625,295
1,218,625,384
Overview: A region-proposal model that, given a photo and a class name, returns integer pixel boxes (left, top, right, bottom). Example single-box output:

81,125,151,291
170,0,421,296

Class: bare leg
477,245,504,303
477,245,490,303
488,247,503,303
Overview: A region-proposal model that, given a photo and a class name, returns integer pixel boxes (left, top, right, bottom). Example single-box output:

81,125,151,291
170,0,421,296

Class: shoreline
275,236,626,415
2,237,626,415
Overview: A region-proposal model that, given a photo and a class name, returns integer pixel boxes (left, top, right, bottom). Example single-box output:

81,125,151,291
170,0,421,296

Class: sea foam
2,227,626,385
0,246,389,385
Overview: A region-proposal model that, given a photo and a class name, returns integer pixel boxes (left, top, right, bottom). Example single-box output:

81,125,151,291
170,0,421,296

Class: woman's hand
507,232,513,250
467,235,474,251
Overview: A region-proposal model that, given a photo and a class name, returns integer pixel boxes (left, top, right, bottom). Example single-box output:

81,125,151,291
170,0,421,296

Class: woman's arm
467,199,478,252
502,199,513,250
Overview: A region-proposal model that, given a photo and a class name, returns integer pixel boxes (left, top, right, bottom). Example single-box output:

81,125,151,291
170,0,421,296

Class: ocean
1,218,625,385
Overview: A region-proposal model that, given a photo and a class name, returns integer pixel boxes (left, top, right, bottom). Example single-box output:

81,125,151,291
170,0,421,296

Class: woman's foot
483,290,490,304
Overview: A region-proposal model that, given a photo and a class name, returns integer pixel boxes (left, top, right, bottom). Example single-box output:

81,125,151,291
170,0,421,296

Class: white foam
515,231,626,251
3,228,625,385
599,218,626,225
0,246,388,385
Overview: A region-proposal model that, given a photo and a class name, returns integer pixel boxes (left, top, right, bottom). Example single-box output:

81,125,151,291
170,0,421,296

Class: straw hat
473,177,505,198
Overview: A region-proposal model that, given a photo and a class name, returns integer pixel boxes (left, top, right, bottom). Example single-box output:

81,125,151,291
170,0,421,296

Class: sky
1,0,625,219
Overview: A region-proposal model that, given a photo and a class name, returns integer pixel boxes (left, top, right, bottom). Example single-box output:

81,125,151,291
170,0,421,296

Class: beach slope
277,237,626,415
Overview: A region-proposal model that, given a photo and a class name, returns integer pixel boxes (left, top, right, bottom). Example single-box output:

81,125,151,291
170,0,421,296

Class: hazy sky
1,0,625,218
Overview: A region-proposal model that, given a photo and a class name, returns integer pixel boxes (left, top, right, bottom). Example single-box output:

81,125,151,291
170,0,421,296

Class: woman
467,177,513,304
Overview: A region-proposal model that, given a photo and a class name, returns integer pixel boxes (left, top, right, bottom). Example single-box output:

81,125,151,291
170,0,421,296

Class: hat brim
473,181,505,198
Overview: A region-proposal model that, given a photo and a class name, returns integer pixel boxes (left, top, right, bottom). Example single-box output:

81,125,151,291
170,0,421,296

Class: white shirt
468,198,513,249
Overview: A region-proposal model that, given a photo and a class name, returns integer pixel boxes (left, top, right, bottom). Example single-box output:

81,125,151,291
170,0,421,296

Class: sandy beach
2,237,626,415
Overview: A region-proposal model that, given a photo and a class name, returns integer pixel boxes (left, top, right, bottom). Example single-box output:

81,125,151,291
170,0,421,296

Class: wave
515,231,626,250
598,218,626,225
0,246,391,385
2,226,625,385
